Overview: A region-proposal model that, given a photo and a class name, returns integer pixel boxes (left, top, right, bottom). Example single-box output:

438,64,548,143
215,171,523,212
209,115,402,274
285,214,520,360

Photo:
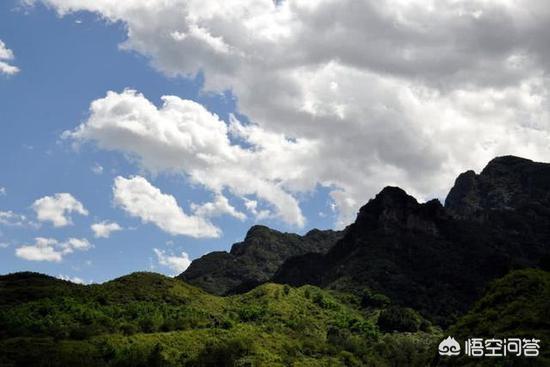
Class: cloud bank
39,0,550,224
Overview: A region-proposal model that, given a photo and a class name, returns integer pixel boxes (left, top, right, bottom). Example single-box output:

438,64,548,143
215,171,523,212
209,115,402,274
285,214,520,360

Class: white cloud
15,237,92,262
58,274,87,284
67,91,307,227
0,242,9,249
62,237,92,251
243,198,271,221
0,210,38,228
191,194,246,221
39,0,550,224
154,248,191,274
0,39,19,75
32,193,88,227
91,163,104,175
0,187,6,196
0,211,28,226
91,220,122,238
113,175,220,238
16,238,61,262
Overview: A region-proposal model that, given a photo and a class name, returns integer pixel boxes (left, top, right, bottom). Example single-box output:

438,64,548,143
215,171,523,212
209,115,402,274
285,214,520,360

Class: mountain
179,225,342,295
2,155,550,366
273,156,550,325
0,272,83,306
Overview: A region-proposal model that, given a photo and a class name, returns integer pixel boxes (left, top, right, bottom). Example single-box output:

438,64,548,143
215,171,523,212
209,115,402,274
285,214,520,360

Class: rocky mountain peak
354,186,444,235
445,155,550,217
275,156,550,324
229,225,285,256
355,187,417,228
243,224,274,240
481,155,535,175
179,224,343,295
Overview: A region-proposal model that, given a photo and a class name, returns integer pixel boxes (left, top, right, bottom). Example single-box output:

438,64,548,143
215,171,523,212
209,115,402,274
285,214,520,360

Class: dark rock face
274,156,550,325
445,156,550,217
178,225,342,295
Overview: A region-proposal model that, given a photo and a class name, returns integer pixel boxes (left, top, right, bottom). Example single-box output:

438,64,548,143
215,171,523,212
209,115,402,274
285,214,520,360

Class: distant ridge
179,225,342,295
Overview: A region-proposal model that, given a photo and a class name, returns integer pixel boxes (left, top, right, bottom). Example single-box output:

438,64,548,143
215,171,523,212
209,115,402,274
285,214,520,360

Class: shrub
361,292,391,308
283,285,291,295
377,306,422,332
313,292,339,310
237,305,266,322
186,337,252,367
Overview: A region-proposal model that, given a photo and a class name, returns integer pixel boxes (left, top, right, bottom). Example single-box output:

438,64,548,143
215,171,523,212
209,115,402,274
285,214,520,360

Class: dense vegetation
0,272,442,367
1,269,549,366
446,269,550,366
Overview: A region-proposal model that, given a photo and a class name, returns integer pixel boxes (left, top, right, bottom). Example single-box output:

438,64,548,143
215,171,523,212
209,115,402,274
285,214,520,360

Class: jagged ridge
179,225,342,295
273,156,550,325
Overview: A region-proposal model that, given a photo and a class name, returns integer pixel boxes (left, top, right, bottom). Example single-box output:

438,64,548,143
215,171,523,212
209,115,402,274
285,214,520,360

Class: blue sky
2,1,549,283
0,1,335,283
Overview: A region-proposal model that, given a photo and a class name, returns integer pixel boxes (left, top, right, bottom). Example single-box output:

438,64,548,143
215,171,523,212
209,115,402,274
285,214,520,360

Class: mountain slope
273,156,550,325
0,271,439,367
2,269,547,366
179,225,342,295
441,269,550,366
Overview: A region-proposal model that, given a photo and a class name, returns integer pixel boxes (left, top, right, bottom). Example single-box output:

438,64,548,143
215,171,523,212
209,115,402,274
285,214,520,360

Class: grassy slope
0,272,440,367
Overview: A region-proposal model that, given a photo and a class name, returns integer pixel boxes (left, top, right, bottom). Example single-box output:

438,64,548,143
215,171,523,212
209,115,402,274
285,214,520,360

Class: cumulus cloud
113,176,220,238
154,248,191,274
191,194,246,221
39,0,550,224
32,193,88,227
61,237,92,251
67,91,308,227
0,39,19,75
91,220,122,238
0,187,6,196
15,237,92,262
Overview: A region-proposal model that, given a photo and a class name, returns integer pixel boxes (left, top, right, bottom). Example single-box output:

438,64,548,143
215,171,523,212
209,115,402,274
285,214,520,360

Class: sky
1,0,550,283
